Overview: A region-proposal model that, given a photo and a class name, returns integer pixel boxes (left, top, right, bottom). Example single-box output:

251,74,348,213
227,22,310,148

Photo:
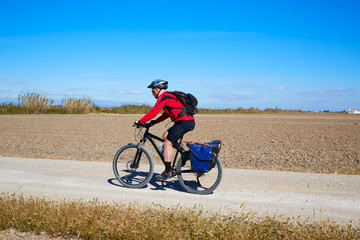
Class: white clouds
245,83,265,89
64,87,93,91
298,88,355,97
212,91,253,101
0,77,3,81
225,92,252,100
273,86,286,91
320,88,354,96
115,90,143,95
166,30,251,39
14,81,26,84
65,88,79,91
47,92,73,97
79,73,111,77
238,91,252,97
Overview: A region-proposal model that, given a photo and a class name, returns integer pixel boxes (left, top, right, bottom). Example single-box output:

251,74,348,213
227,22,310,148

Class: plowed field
1,113,359,174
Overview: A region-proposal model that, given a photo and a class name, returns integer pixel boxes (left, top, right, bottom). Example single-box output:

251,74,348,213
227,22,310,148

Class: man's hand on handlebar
133,120,142,128
133,120,156,128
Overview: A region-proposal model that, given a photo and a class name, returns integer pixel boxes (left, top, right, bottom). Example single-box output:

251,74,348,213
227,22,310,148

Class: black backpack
170,91,198,116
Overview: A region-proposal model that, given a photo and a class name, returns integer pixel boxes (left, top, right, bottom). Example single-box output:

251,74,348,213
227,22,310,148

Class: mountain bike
112,123,223,195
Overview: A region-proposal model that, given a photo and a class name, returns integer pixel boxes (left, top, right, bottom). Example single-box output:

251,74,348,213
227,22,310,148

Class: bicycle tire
113,143,154,188
176,156,223,195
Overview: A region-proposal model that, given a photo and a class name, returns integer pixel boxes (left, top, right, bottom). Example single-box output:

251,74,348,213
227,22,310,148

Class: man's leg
155,121,194,181
155,131,174,181
162,131,173,172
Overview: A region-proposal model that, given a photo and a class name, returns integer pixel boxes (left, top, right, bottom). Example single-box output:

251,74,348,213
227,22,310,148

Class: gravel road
1,156,359,227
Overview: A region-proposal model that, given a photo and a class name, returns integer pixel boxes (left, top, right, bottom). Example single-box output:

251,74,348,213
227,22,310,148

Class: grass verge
0,194,358,239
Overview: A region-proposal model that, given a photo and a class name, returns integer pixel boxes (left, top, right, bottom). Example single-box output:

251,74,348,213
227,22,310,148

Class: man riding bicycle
134,79,195,181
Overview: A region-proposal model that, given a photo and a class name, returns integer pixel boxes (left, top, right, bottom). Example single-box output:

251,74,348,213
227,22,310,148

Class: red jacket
139,91,195,124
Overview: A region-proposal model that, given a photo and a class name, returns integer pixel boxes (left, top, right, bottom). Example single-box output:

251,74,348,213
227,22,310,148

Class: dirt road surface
1,156,359,227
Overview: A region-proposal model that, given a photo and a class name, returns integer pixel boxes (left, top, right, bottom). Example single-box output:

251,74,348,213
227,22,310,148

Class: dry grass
61,97,93,114
3,90,318,115
198,107,306,114
1,91,95,114
0,194,358,239
17,91,54,114
1,92,94,114
101,104,153,114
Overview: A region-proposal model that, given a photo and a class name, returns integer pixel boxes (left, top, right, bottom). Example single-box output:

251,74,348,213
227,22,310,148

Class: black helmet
147,79,168,89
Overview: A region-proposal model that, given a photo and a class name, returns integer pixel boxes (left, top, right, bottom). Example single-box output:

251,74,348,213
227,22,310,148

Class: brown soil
1,113,359,174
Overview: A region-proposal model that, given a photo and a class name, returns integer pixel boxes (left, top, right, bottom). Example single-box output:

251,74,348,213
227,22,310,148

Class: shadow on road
107,173,187,193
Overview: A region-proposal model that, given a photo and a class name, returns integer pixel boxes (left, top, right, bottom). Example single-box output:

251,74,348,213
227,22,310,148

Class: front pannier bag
187,140,221,172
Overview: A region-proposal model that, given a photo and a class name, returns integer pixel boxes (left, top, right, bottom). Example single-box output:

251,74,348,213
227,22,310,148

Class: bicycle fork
130,143,143,169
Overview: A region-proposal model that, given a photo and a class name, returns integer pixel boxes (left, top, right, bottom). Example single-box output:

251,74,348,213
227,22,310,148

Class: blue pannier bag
187,140,221,172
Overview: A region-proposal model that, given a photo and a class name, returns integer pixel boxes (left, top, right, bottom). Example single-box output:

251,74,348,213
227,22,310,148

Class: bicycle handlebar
133,121,152,129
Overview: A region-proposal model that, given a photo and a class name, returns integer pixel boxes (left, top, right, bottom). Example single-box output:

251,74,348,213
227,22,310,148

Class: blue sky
1,0,359,111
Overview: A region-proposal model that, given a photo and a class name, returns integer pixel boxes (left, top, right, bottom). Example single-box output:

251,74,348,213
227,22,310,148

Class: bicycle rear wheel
113,143,154,188
176,156,223,195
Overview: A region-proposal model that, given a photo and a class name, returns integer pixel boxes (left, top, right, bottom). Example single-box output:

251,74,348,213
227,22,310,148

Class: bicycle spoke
113,144,154,188
177,156,222,195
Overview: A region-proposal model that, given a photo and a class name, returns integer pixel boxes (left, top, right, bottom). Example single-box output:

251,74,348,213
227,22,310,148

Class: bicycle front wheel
113,143,154,188
176,157,223,195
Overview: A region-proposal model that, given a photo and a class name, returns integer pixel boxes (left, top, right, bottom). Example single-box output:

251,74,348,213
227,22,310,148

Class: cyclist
134,79,195,181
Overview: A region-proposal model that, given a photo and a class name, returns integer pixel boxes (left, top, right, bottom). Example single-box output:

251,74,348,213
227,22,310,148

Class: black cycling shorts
167,120,195,143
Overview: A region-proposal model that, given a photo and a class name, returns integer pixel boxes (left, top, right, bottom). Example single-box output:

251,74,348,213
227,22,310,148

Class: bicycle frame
137,126,181,169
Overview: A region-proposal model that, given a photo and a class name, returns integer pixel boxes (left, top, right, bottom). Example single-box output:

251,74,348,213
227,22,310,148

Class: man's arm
155,112,169,123
139,97,164,124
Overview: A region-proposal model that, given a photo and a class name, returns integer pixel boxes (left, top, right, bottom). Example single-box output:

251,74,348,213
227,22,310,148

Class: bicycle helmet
147,79,168,89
